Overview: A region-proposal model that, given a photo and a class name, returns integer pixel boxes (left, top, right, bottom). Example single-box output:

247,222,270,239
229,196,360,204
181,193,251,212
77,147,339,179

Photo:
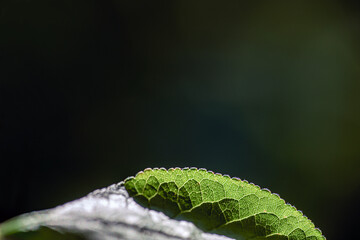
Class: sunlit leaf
125,167,326,240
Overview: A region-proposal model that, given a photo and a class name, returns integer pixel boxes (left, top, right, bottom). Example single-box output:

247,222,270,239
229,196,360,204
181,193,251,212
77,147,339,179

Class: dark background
1,0,360,239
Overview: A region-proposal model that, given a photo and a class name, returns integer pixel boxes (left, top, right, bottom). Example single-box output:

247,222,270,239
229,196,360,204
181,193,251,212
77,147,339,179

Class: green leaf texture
125,167,325,240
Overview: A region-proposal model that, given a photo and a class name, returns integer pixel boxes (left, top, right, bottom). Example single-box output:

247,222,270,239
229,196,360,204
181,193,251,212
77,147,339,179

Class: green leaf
125,167,326,240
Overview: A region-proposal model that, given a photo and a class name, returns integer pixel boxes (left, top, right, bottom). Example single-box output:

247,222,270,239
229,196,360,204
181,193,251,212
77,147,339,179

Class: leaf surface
0,183,231,240
125,167,326,240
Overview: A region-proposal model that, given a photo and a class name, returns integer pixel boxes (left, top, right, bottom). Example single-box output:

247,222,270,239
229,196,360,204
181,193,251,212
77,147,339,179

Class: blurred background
1,0,360,239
